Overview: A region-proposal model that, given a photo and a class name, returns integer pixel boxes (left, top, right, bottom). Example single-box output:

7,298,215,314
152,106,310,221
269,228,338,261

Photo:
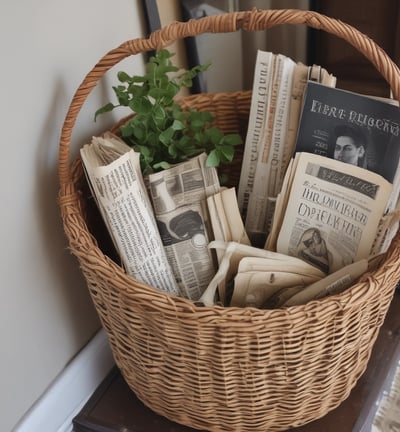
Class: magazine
294,81,400,257
295,80,400,208
79,133,180,295
272,152,393,274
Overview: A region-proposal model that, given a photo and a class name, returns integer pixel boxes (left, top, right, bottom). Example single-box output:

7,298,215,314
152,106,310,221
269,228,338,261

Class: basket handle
59,8,400,187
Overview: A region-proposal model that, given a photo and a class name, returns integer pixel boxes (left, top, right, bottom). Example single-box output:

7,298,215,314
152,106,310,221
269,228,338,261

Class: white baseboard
13,329,115,432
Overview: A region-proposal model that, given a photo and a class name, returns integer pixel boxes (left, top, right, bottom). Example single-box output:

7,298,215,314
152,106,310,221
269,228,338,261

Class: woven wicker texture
59,9,400,432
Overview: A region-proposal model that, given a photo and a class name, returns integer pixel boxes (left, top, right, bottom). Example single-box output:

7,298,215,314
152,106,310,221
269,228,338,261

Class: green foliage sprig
95,49,242,175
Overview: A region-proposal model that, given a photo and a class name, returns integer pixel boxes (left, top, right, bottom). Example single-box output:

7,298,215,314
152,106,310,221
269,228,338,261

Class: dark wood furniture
73,290,400,432
309,0,400,98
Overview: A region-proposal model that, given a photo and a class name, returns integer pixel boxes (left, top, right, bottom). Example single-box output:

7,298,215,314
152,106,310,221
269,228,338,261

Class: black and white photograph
296,227,333,273
295,80,400,183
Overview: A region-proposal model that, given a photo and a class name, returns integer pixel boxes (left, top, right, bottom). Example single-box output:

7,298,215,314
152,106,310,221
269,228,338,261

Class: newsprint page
80,134,181,296
146,153,220,300
275,152,392,274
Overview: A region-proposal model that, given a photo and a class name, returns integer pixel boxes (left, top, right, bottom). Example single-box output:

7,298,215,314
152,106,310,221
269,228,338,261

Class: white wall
0,1,146,430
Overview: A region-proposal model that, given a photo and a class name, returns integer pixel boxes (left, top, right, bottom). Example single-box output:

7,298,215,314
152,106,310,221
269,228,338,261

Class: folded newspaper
207,187,251,264
146,153,221,300
198,241,325,307
80,133,181,296
230,255,325,308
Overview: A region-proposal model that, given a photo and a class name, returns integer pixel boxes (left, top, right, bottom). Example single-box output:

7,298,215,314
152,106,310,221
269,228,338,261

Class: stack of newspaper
237,50,336,247
206,50,400,309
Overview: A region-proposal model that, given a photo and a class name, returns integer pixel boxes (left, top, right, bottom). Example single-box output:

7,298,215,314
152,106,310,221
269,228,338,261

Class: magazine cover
275,152,392,273
295,81,400,183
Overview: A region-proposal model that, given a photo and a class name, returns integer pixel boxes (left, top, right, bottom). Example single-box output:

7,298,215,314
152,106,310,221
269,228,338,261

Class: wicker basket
59,9,400,432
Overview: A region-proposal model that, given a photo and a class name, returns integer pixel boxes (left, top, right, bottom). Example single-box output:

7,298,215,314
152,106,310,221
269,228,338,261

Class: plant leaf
159,128,174,145
153,104,166,122
153,161,171,171
117,71,131,82
171,120,184,130
94,103,116,121
130,97,153,113
219,145,235,162
168,143,178,157
206,149,220,167
223,134,242,146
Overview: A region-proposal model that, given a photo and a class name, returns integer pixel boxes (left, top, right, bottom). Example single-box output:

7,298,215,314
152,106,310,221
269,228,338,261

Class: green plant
95,49,242,175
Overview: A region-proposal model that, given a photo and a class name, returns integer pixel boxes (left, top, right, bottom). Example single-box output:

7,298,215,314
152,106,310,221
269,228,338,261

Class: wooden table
73,290,400,432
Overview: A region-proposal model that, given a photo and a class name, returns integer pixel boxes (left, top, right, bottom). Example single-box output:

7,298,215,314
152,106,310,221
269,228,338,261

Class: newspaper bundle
80,133,180,295
146,153,220,300
237,50,336,246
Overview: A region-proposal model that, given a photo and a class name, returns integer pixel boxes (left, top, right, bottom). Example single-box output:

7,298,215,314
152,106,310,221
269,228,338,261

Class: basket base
74,290,400,432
